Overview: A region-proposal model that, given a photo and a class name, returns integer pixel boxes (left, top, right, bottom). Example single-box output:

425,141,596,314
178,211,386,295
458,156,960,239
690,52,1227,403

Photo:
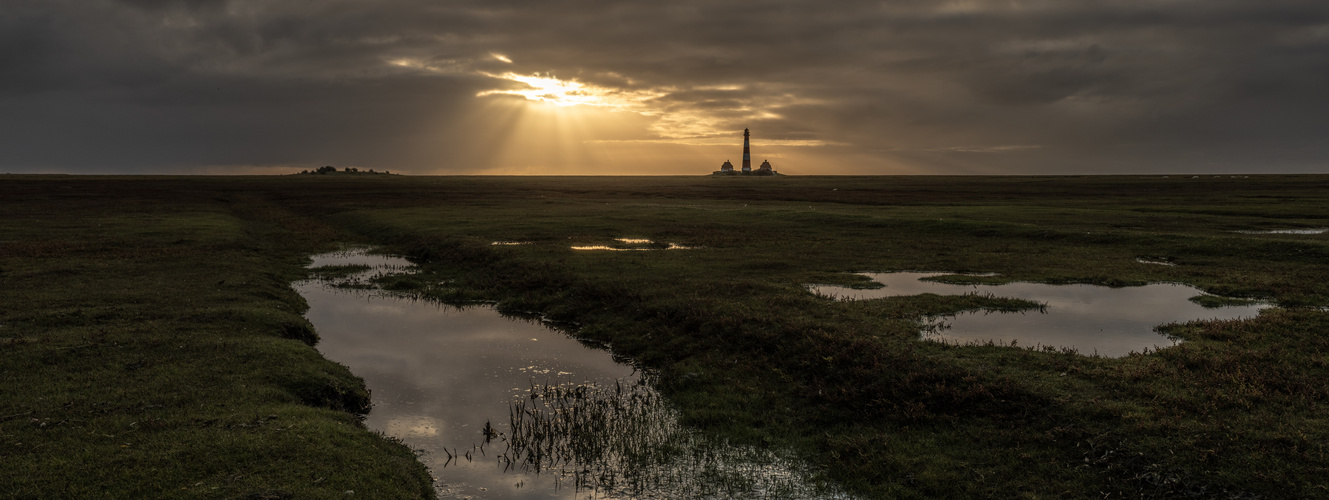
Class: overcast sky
2,0,1327,175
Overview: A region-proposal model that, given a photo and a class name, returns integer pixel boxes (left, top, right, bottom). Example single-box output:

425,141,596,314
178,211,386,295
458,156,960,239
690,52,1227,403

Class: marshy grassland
2,174,1327,498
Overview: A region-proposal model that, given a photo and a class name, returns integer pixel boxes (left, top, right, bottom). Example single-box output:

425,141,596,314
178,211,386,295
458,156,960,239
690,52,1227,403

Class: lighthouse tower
741,128,752,173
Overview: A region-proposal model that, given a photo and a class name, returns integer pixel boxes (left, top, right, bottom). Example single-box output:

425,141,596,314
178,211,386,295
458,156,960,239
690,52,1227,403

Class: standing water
296,248,845,499
810,272,1269,357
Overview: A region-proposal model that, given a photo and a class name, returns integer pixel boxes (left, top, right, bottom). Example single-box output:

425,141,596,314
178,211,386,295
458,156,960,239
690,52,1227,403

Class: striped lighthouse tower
741,128,752,173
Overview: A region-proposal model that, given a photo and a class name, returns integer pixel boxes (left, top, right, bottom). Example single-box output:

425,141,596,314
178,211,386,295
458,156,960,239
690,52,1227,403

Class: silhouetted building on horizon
742,128,752,173
713,128,778,176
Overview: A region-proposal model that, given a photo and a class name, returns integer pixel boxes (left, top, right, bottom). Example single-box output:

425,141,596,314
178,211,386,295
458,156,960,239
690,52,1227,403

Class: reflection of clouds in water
386,416,442,437
298,248,843,499
361,302,422,315
811,272,1270,357
296,249,642,498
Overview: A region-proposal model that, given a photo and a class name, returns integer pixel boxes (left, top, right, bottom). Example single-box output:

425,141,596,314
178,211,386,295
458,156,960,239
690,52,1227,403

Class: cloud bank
2,0,1327,174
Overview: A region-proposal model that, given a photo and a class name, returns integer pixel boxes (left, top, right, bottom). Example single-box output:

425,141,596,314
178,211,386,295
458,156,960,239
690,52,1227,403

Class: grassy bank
3,174,1327,498
0,177,433,498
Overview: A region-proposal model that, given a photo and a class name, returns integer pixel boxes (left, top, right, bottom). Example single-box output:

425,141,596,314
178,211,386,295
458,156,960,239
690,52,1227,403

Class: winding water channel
296,249,842,499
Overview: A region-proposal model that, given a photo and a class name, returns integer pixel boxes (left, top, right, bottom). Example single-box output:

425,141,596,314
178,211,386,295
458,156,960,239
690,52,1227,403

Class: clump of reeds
477,376,842,499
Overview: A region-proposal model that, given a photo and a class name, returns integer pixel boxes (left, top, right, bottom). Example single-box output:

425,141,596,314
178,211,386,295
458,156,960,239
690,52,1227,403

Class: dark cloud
1,0,1327,173
0,10,62,93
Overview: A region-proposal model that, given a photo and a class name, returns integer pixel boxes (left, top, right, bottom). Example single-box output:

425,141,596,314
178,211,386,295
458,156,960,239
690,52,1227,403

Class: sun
477,72,662,110
469,70,723,174
477,73,602,107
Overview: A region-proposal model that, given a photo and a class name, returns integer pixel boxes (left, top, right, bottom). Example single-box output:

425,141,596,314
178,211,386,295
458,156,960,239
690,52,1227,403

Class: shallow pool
297,248,845,499
810,272,1269,357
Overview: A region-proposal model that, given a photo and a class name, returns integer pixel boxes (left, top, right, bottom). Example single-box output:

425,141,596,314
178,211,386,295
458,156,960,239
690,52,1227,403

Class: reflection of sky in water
569,244,694,251
1234,228,1327,234
299,250,841,499
296,270,639,498
811,273,1269,357
1135,259,1175,266
570,238,695,251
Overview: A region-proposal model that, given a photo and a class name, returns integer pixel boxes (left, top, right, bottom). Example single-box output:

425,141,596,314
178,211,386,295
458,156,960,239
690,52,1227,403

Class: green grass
0,177,432,498
3,174,1328,498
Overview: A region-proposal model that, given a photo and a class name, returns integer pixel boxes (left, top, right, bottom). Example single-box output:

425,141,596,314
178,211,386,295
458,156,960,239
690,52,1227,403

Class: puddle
296,249,843,499
809,272,1269,357
571,238,695,251
1234,228,1327,235
571,244,694,251
1135,258,1176,266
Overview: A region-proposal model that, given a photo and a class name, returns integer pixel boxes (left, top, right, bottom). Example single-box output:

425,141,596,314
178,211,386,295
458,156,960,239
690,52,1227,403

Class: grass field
2,174,1327,498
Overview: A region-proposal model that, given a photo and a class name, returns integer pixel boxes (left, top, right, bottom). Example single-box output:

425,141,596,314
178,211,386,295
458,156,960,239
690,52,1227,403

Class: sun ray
477,72,664,109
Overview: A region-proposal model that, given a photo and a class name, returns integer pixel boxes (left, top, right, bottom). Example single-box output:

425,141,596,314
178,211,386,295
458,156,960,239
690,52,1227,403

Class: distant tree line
298,166,393,175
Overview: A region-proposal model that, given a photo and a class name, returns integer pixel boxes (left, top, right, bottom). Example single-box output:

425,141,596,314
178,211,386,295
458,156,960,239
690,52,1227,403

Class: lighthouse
710,128,776,175
741,128,752,173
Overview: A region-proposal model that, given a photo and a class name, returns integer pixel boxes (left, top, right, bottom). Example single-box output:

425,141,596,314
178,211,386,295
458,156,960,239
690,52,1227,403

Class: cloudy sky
2,0,1327,175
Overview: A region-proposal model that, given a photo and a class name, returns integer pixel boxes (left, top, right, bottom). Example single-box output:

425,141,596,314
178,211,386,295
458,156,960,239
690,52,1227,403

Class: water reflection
570,244,694,251
571,238,695,251
1135,258,1176,266
297,249,841,499
810,272,1269,357
1234,228,1327,234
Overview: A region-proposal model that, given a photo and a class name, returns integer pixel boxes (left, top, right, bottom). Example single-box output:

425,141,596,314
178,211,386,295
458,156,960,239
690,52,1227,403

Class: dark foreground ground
1,174,1326,498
